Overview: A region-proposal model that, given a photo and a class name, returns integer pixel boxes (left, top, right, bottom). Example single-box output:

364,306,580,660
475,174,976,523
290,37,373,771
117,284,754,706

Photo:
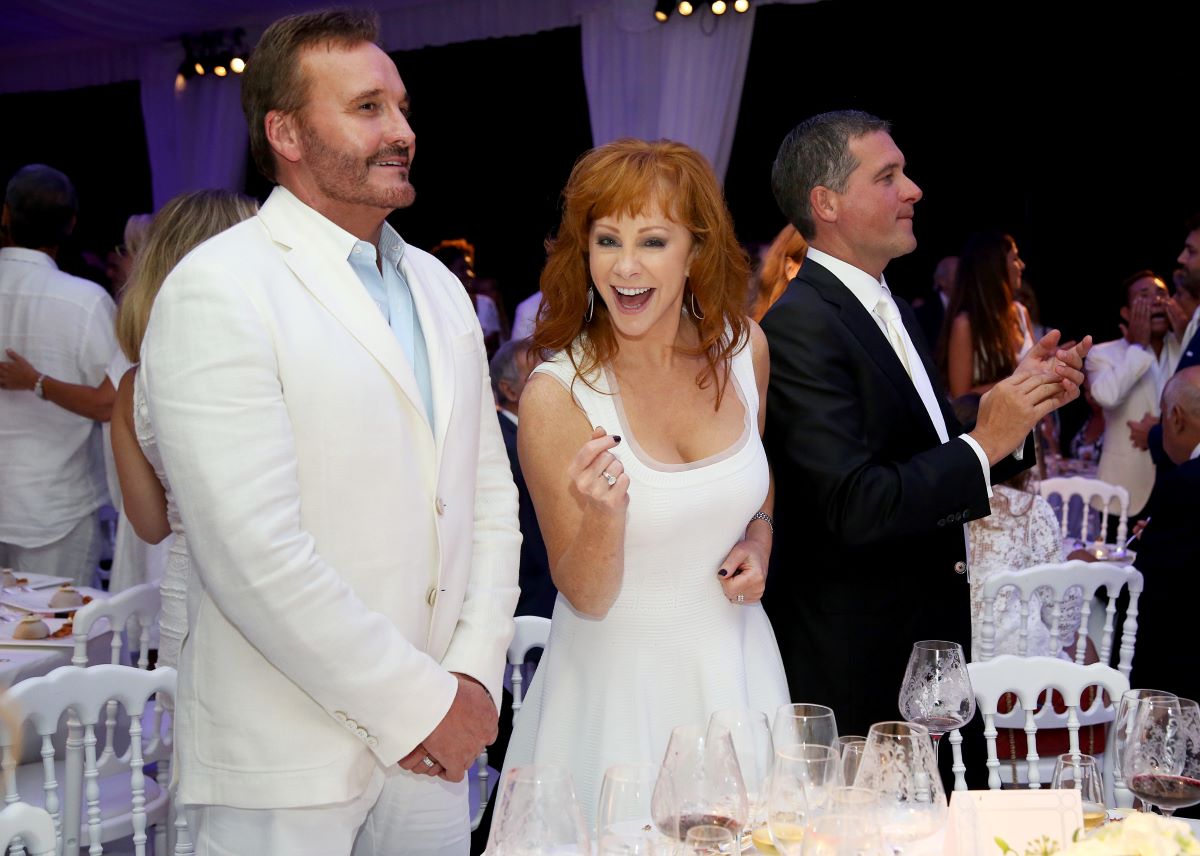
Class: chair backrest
0,664,177,856
0,801,57,856
72,582,162,669
1039,476,1130,545
960,656,1129,804
978,560,1143,679
470,615,552,833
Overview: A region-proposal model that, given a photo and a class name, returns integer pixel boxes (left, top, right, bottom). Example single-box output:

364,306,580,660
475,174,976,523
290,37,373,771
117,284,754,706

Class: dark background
3,0,1197,418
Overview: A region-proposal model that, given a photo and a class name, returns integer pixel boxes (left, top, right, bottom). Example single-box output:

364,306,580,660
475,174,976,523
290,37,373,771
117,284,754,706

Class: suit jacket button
954,561,967,575
435,497,446,516
427,586,438,607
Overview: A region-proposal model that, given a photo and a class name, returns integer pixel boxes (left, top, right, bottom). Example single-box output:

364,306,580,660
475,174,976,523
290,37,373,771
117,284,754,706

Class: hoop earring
689,290,705,320
584,286,595,323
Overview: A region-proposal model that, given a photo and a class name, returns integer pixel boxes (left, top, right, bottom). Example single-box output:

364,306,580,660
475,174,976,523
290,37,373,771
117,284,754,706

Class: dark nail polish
611,435,622,444
717,569,728,577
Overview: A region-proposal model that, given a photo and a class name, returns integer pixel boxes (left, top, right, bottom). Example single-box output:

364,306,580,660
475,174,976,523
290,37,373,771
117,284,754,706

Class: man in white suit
140,10,520,854
1086,270,1179,520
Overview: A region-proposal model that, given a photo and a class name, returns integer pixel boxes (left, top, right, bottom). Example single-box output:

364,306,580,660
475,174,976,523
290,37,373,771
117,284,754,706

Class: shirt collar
1191,441,1200,461
805,246,892,315
0,246,57,269
270,186,407,269
500,408,518,426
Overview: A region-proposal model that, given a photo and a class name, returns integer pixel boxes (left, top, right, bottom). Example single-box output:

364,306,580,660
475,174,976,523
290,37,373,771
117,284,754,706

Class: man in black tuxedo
760,110,1091,738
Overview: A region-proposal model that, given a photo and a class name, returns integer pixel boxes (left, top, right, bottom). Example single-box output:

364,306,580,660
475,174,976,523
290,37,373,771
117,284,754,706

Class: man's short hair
771,110,890,241
490,337,531,407
241,9,380,182
1163,368,1200,421
4,164,78,249
1120,269,1160,306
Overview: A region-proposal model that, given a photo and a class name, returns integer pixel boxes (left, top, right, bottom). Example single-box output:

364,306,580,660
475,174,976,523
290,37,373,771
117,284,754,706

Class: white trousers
188,765,470,856
0,510,101,586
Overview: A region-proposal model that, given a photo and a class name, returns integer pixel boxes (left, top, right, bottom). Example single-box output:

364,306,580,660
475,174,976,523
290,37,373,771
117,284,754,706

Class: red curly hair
533,138,751,408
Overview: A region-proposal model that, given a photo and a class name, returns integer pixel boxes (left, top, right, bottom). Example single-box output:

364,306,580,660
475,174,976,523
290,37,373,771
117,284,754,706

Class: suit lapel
258,193,429,424
402,251,455,455
802,259,947,438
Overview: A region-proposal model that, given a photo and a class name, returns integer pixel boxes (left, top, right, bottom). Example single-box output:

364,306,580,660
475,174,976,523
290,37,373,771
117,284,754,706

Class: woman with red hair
501,139,789,829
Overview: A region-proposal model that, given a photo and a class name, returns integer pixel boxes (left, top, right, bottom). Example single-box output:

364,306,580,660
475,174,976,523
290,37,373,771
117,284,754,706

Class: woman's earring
689,290,705,320
585,286,595,323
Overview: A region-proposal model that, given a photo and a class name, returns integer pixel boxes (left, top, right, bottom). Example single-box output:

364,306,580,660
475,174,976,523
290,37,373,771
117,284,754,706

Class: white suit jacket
1085,335,1179,514
141,187,520,809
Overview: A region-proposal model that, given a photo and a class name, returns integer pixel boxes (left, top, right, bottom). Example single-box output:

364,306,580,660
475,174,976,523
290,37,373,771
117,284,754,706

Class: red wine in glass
1129,774,1200,812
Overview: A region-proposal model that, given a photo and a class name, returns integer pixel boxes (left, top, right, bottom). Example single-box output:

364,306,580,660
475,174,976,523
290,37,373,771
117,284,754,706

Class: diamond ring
736,594,745,604
421,755,435,769
601,470,617,486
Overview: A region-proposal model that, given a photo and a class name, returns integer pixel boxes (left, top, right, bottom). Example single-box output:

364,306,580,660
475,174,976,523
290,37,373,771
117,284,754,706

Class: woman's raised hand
569,426,629,513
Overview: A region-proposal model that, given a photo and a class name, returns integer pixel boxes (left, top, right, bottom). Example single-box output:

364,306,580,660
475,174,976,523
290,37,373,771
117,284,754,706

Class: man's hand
0,348,39,391
970,369,1069,465
1120,297,1153,349
1164,294,1191,337
414,673,498,782
1127,412,1157,450
1015,330,1092,407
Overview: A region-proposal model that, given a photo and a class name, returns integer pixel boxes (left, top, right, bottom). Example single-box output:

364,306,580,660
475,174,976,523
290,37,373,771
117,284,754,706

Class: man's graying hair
771,110,890,240
1163,369,1200,420
490,337,532,406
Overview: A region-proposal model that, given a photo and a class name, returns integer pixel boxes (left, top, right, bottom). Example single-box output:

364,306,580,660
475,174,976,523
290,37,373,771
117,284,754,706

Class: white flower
1066,813,1200,855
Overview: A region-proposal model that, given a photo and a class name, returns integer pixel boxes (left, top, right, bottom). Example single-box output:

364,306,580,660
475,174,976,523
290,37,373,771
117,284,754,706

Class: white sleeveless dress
132,370,190,669
502,336,790,828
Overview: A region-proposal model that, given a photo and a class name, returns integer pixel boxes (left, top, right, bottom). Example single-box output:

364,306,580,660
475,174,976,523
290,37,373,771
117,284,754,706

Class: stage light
214,65,227,76
193,62,205,76
678,0,694,14
733,0,750,10
711,0,727,13
654,0,672,20
230,56,246,73
177,28,247,84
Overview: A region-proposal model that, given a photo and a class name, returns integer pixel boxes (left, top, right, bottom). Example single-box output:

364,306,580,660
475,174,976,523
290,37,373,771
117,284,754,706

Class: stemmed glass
772,703,839,751
835,736,867,787
1123,695,1200,817
487,764,591,855
853,722,946,852
683,825,737,855
597,763,663,854
710,709,774,854
651,723,748,847
765,743,843,856
800,813,885,856
897,641,975,765
1113,688,1176,809
1050,753,1106,830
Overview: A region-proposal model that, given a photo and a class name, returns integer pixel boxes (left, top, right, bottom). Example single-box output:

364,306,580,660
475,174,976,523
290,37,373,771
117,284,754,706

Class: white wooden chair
71,582,161,671
955,656,1129,807
1039,476,1130,546
470,615,551,831
0,664,177,856
0,801,57,856
977,561,1142,679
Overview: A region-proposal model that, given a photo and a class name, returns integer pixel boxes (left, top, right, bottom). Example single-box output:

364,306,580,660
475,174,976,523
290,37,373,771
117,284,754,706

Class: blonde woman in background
749,223,806,321
110,190,257,668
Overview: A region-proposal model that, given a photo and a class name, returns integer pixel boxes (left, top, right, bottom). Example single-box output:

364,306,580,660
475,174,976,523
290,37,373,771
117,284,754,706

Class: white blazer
141,187,520,809
1086,335,1179,514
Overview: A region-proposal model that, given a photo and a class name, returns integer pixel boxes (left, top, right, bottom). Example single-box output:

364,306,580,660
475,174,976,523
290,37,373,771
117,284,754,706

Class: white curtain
578,0,756,181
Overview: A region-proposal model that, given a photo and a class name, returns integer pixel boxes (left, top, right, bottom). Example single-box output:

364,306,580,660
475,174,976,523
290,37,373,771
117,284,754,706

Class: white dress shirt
0,247,117,546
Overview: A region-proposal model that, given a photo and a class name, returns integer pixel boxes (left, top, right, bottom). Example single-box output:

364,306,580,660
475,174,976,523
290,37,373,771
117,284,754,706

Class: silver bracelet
750,511,774,533
33,374,46,399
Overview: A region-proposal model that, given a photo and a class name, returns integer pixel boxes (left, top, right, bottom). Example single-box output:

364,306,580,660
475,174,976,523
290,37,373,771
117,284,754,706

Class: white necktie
876,292,912,379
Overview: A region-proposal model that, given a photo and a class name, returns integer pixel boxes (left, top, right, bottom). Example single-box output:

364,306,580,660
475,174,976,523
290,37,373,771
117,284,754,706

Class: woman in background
110,189,257,668
748,223,806,321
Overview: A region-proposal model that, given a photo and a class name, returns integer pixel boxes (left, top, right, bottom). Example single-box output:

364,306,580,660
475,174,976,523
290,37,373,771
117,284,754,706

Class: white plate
1,572,72,590
0,615,75,647
0,586,106,615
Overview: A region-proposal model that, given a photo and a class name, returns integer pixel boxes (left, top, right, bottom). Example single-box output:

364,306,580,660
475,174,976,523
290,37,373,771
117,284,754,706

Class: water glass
487,764,591,855
1050,753,1105,830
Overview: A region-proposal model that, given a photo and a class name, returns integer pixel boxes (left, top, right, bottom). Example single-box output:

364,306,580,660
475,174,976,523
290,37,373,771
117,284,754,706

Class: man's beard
298,122,416,211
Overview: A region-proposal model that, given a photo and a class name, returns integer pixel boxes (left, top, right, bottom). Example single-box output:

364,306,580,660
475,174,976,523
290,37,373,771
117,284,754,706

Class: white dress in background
502,336,790,828
132,370,189,669
968,484,1076,658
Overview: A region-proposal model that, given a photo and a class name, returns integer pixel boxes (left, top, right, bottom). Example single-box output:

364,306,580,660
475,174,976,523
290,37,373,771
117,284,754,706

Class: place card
944,788,1083,856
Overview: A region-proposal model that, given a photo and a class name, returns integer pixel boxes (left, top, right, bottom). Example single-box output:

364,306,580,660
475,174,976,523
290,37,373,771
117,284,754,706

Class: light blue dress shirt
347,229,435,427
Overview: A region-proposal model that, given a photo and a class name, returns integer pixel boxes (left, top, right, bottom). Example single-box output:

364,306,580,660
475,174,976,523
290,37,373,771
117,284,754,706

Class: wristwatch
33,374,46,399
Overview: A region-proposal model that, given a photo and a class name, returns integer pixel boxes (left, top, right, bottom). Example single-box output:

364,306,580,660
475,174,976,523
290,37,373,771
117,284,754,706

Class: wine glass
1113,688,1176,809
710,708,774,852
597,763,663,854
897,640,975,765
487,764,591,855
1123,695,1200,817
1050,753,1106,831
835,736,867,786
853,722,946,851
765,743,843,856
684,824,737,855
772,703,839,751
652,723,749,846
800,813,885,856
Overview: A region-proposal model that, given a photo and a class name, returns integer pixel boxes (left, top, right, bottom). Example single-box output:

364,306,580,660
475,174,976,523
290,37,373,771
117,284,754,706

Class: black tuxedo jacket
761,257,1032,736
498,412,556,619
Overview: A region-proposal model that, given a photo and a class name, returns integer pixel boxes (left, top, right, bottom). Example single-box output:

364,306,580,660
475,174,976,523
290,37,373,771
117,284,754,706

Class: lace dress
968,485,1075,658
502,337,790,829
132,370,190,669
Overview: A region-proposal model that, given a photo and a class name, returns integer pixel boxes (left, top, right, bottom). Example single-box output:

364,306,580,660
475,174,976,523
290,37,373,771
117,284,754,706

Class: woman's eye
596,236,617,247
644,238,665,248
